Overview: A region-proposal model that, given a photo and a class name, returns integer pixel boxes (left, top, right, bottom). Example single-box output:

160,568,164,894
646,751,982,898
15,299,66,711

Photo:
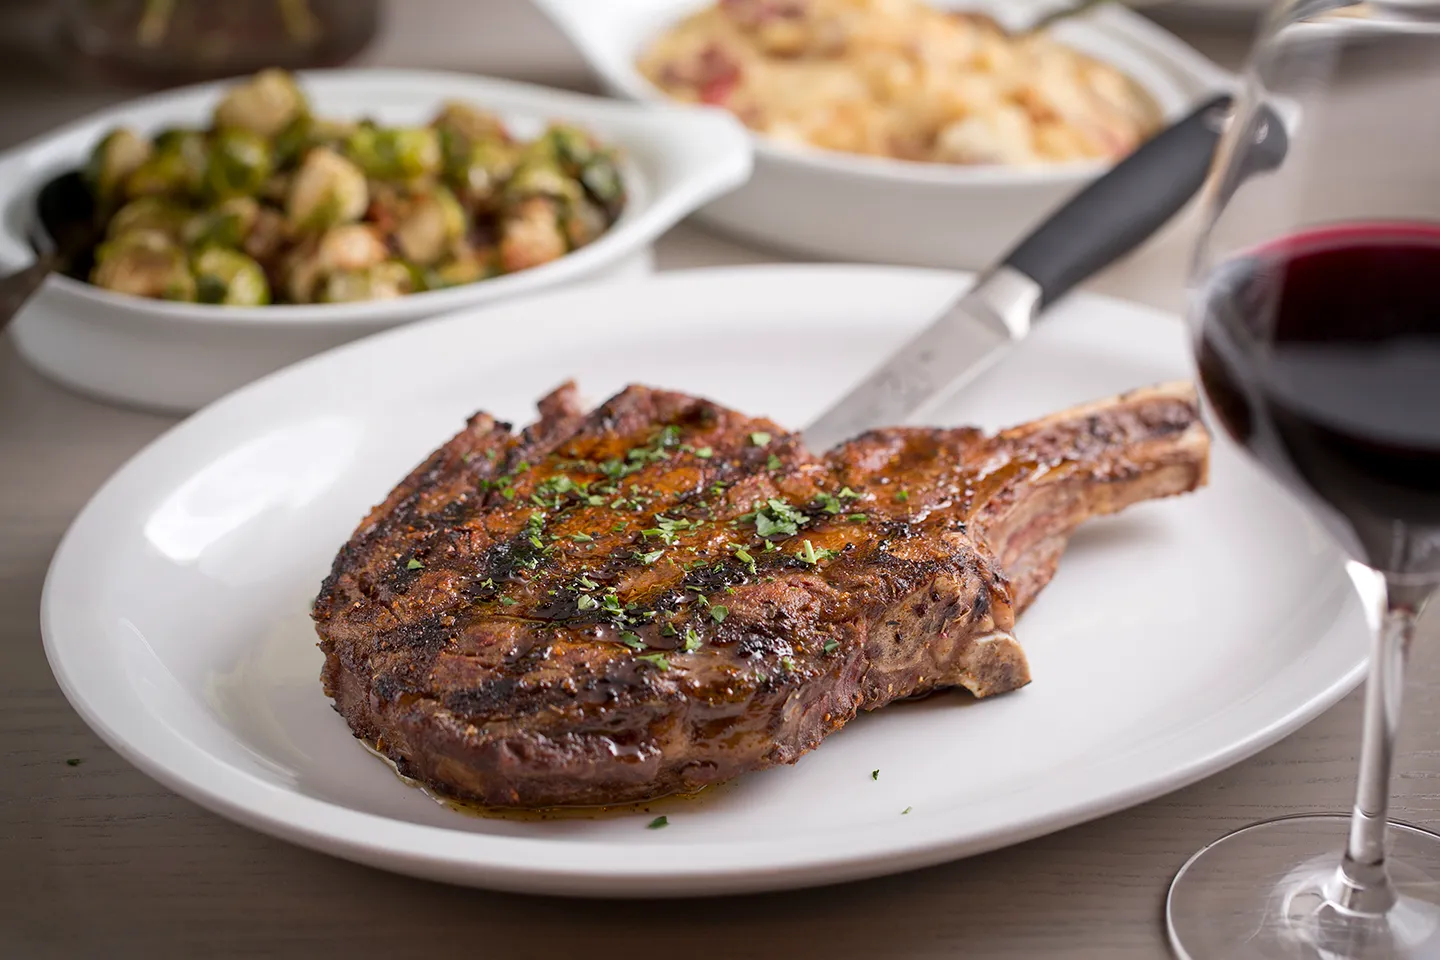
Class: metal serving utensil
0,171,98,333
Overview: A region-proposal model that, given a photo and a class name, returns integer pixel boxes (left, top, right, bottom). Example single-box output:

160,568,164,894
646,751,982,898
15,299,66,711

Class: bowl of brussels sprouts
0,68,752,411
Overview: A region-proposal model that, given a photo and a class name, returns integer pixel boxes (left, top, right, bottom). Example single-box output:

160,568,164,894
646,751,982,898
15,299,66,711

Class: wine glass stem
1327,574,1434,914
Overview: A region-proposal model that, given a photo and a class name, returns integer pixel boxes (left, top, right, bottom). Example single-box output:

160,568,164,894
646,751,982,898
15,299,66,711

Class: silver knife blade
800,267,1042,452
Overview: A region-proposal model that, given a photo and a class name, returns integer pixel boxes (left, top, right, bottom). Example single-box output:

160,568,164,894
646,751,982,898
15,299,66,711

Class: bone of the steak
314,382,1209,807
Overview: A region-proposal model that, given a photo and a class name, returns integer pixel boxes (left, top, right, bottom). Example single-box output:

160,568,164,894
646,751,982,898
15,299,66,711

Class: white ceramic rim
40,264,1365,897
533,0,1237,186
0,68,752,329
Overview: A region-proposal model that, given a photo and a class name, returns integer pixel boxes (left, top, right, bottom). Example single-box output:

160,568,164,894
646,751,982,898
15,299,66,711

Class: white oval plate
42,265,1366,898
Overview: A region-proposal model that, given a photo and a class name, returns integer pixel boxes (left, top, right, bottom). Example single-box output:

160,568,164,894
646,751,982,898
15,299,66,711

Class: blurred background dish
537,0,1231,269
0,69,752,412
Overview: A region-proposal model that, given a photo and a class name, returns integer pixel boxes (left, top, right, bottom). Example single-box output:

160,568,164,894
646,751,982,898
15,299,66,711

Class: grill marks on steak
313,382,1209,807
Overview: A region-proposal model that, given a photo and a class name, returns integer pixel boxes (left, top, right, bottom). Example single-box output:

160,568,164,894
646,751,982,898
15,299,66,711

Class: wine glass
1167,1,1440,957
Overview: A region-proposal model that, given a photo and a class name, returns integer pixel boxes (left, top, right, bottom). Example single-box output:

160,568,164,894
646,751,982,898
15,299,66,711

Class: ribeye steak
313,382,1209,807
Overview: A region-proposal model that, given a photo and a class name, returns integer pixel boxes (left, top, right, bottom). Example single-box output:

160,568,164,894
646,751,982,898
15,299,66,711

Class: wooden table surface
4,9,1438,959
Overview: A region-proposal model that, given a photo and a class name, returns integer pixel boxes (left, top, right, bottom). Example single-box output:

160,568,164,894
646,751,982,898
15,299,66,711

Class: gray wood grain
2,8,1437,960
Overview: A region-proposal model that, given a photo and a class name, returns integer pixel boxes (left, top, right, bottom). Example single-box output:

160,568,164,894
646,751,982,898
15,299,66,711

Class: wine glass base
1168,815,1440,959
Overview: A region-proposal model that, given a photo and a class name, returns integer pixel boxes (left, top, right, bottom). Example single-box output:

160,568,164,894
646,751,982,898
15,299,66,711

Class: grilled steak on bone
313,382,1209,807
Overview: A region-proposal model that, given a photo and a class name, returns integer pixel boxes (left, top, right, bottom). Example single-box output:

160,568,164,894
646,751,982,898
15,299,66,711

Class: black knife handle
1001,93,1232,309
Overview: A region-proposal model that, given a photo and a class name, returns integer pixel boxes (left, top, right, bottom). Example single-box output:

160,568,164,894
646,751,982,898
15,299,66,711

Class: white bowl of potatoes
0,68,751,412
536,0,1232,268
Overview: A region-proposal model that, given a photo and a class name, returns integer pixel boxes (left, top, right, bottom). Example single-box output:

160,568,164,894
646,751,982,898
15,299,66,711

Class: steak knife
801,93,1281,452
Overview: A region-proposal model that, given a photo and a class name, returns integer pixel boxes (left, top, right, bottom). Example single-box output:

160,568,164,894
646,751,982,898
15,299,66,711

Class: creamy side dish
638,0,1162,166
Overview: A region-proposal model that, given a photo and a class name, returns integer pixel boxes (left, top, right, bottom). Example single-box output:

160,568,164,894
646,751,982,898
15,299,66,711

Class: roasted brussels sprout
319,261,414,302
433,101,508,145
191,247,270,306
124,129,207,199
84,129,152,207
91,230,196,301
106,196,191,242
425,250,496,290
184,196,260,250
204,129,274,201
578,153,626,220
274,115,356,169
345,125,442,181
286,146,368,231
283,223,388,302
499,196,567,274
213,68,308,138
446,138,517,209
502,155,582,207
393,186,466,266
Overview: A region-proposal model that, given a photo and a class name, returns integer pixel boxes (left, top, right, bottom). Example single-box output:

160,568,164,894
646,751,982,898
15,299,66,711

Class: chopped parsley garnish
612,522,626,532
570,532,593,542
750,432,772,447
682,626,703,653
902,807,912,815
824,640,840,654
601,592,624,614
795,540,838,566
635,652,671,670
576,594,600,611
710,605,729,623
733,546,757,574
635,548,665,564
576,575,598,591
479,577,496,590
405,558,424,570
871,769,879,781
647,815,669,829
780,656,796,672
895,490,910,503
695,447,713,459
814,492,843,515
618,631,645,650
498,596,518,606
750,498,807,538
641,514,693,545
765,453,782,471
848,513,868,523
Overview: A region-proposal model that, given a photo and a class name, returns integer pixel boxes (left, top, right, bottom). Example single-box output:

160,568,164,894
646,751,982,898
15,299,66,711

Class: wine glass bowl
1168,2,1440,957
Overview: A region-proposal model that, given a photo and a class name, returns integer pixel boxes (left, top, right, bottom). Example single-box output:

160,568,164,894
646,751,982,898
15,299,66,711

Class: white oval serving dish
535,0,1232,269
0,68,752,413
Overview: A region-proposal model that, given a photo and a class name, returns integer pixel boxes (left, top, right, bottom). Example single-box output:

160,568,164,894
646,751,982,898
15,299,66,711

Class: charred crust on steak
314,381,1210,807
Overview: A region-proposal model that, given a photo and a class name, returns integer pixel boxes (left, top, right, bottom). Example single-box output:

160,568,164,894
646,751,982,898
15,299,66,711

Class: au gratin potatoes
639,0,1162,166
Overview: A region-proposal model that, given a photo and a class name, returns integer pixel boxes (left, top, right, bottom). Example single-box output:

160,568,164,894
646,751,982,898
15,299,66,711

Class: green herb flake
711,605,729,623
750,431,772,447
695,447,714,459
498,596,519,606
795,539,837,566
576,594,600,611
612,522,626,532
577,575,598,591
405,558,424,570
637,548,665,565
682,626,703,653
660,623,678,637
635,652,671,670
824,640,840,654
902,807,912,815
734,547,754,564
848,513,868,523
570,532,593,543
618,632,645,650
895,490,910,503
871,769,879,781
766,453,782,471
65,758,82,767
647,815,669,829
753,497,808,538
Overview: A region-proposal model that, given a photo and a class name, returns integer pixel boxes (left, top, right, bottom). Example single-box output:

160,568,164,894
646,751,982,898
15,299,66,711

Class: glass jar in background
56,0,381,87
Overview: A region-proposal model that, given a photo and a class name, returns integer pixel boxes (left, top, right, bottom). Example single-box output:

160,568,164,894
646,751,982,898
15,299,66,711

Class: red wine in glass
1195,222,1440,578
